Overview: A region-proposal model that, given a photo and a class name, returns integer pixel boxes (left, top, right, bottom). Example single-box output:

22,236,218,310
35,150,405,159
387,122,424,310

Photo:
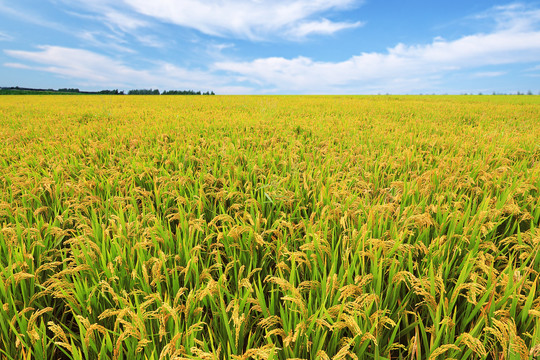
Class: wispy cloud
65,0,364,40
3,62,32,69
57,2,172,48
102,9,149,32
0,31,13,41
3,45,247,93
288,18,364,39
134,34,167,48
525,63,540,71
472,71,506,78
477,3,540,32
55,2,150,34
76,31,135,53
0,2,69,32
524,63,540,77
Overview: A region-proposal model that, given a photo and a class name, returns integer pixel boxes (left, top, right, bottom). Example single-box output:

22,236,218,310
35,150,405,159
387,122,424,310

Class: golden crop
0,95,539,359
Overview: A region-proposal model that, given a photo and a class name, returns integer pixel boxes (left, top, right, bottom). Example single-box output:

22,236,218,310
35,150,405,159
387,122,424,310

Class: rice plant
0,95,539,359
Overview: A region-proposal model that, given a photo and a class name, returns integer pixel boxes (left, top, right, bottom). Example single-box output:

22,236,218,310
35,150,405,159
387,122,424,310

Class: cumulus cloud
215,13,540,93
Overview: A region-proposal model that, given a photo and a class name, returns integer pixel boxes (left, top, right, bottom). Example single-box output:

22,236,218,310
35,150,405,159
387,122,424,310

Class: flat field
0,95,539,359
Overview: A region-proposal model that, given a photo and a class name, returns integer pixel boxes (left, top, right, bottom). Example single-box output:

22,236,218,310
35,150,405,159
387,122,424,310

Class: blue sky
1,0,540,94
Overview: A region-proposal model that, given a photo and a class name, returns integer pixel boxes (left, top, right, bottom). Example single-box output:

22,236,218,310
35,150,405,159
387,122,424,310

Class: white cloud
55,2,150,34
288,18,364,39
478,3,540,32
72,18,165,50
4,3,540,94
0,2,68,32
472,71,506,78
525,64,540,71
203,43,236,61
204,4,540,93
4,62,32,69
5,46,136,84
66,0,363,40
103,10,149,32
215,27,540,93
3,46,246,93
77,31,136,53
134,34,166,48
6,25,540,94
0,31,13,41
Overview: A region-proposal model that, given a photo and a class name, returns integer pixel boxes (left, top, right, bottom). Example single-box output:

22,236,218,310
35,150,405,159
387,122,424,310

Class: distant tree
98,89,122,95
161,89,215,95
128,89,160,95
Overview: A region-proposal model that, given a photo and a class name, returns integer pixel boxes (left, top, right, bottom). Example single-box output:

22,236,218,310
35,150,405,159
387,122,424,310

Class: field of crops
0,95,539,359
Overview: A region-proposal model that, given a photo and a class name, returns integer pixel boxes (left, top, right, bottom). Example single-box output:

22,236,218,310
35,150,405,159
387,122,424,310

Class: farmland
0,95,539,359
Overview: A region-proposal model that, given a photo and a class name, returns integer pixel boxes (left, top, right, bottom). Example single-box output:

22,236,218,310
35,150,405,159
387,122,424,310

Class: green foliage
0,87,124,95
58,88,80,93
161,90,215,95
0,95,539,359
128,89,161,95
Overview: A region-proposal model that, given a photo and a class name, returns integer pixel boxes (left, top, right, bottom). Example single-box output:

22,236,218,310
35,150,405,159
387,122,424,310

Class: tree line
0,87,125,95
0,87,216,95
130,89,215,95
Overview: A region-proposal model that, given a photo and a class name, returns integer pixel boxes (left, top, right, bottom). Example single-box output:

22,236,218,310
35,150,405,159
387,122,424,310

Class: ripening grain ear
0,95,539,358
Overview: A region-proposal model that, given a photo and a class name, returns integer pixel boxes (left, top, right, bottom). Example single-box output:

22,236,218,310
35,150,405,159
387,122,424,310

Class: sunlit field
0,95,539,359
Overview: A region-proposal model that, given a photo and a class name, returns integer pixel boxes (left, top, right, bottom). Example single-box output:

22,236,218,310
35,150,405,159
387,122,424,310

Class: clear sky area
1,0,540,94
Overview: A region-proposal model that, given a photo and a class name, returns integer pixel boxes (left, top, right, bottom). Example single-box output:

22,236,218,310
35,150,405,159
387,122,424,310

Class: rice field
0,95,539,359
